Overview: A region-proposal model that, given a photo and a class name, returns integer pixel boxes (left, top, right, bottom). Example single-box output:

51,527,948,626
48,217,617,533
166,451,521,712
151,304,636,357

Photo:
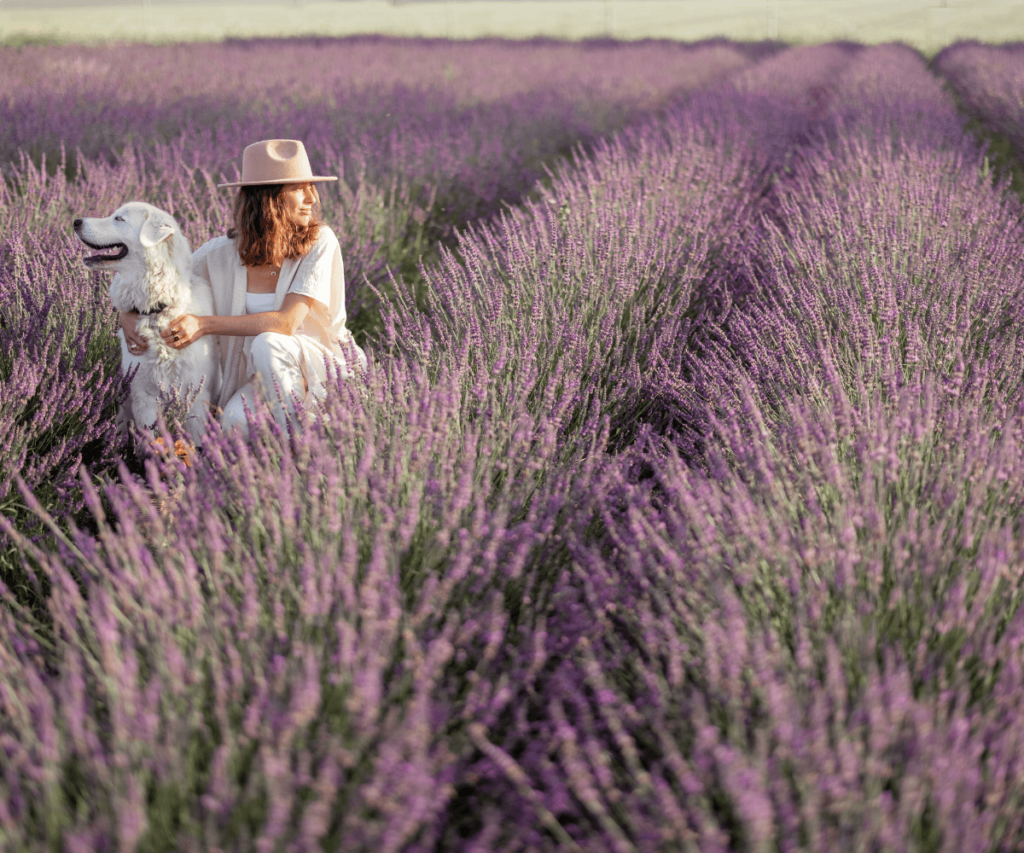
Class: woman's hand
162,314,203,349
119,310,147,355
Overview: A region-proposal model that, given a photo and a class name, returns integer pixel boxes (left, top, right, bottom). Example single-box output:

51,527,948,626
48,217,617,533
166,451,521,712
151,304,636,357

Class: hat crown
217,138,337,188
240,139,313,184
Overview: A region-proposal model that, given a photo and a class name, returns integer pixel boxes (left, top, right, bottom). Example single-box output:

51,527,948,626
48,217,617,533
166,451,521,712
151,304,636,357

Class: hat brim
217,176,338,188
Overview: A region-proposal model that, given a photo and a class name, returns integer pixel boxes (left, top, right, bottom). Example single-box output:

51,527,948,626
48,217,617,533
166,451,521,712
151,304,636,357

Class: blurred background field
1,0,1023,53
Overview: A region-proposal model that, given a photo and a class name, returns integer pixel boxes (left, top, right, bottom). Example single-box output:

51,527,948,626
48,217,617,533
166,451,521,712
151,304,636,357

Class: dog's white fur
74,202,220,445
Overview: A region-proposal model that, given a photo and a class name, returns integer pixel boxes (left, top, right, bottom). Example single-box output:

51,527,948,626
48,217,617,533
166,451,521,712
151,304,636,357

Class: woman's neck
246,262,281,294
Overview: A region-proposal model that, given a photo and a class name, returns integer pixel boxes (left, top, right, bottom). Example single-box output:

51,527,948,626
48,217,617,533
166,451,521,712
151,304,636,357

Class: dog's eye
114,215,124,222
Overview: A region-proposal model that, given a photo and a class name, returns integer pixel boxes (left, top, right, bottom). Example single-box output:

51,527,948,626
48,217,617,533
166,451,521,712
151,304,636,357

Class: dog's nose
73,218,82,230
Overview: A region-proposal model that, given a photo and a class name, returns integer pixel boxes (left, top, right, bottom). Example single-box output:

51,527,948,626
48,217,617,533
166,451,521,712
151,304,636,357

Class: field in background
1,0,1023,53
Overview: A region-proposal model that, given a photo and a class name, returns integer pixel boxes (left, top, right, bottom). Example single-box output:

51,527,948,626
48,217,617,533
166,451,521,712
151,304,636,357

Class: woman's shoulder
294,225,340,266
191,235,240,277
191,233,236,262
192,234,235,261
314,224,339,251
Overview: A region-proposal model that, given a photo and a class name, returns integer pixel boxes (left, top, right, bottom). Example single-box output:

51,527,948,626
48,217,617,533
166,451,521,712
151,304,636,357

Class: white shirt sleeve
286,230,335,313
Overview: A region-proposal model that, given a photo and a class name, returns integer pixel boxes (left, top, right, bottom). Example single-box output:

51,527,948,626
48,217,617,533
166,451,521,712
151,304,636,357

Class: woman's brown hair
227,183,323,267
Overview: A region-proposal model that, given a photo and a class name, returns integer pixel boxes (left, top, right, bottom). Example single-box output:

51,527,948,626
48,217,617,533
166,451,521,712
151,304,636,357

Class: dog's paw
150,437,195,468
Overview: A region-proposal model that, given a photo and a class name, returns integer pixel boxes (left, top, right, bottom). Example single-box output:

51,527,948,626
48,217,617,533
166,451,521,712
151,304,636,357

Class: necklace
248,263,280,277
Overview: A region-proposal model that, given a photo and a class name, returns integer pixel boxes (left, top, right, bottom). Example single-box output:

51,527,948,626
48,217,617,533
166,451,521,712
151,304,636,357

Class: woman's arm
162,293,314,350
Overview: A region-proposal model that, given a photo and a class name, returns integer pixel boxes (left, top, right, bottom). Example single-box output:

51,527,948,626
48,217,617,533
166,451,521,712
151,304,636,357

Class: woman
121,139,366,438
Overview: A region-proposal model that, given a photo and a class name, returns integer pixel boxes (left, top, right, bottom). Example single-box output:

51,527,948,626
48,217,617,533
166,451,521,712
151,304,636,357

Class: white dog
74,202,220,446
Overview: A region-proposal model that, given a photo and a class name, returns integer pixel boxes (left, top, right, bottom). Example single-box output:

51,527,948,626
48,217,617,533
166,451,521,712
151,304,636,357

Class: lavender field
2,35,1024,852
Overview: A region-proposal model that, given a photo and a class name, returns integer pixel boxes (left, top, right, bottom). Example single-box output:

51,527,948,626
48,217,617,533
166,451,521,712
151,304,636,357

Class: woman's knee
220,406,248,438
249,332,306,405
250,332,294,369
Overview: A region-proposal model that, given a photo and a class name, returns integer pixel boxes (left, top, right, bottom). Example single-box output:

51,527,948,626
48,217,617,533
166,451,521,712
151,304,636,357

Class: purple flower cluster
4,37,1024,852
0,213,130,571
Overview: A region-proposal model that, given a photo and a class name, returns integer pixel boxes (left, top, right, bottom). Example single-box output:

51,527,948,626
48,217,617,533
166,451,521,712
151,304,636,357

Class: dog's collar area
135,302,168,316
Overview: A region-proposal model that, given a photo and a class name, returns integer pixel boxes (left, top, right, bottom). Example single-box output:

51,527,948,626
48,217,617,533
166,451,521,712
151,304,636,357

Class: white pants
220,332,308,437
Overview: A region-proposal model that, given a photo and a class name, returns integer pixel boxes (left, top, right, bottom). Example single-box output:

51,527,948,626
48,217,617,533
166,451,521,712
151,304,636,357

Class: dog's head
73,202,193,312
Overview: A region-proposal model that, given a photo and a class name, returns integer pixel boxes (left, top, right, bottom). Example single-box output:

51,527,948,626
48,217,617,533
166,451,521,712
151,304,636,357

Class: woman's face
280,182,319,228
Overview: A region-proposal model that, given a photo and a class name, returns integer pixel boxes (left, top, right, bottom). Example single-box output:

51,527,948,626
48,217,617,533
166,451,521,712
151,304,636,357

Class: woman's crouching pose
120,139,366,439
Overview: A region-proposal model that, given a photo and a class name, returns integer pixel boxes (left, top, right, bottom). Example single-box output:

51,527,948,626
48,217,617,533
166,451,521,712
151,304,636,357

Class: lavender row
383,43,866,450
933,41,1024,167
0,36,768,171
0,352,598,852
456,46,1024,850
676,43,1017,446
0,45,878,850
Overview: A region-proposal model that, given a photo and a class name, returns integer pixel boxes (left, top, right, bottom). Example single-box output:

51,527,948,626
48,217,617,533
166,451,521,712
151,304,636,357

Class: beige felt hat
217,139,337,188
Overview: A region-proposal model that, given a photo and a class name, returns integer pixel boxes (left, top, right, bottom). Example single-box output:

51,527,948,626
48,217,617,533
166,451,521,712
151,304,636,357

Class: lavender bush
502,383,1024,850
0,348,604,851
0,217,131,619
4,35,1024,853
933,41,1024,178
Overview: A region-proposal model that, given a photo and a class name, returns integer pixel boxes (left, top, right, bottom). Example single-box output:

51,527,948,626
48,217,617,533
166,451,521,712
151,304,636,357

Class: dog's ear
139,212,176,248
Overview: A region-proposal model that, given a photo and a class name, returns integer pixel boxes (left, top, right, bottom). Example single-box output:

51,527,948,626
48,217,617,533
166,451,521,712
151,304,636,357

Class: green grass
0,30,69,48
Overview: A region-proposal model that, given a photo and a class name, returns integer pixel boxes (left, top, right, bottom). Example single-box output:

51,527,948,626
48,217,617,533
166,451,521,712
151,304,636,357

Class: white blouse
245,290,276,315
191,227,366,410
